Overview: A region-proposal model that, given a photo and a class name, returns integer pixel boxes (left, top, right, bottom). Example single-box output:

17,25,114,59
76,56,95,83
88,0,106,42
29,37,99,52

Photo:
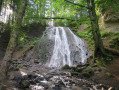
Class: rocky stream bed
3,58,114,90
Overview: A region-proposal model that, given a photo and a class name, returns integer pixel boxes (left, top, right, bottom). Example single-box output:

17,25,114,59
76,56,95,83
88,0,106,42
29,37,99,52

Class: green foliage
23,0,89,26
101,31,113,37
109,33,119,50
105,72,112,78
100,30,114,40
77,29,94,50
95,60,101,67
4,24,11,31
95,55,113,67
95,0,119,13
17,35,39,50
30,39,40,48
24,0,47,24
100,30,119,50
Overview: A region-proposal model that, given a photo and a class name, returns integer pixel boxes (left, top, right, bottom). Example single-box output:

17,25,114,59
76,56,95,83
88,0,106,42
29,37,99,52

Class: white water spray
45,27,88,67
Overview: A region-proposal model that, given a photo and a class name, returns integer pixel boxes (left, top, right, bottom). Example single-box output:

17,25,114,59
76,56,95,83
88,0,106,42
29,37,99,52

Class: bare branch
64,0,89,9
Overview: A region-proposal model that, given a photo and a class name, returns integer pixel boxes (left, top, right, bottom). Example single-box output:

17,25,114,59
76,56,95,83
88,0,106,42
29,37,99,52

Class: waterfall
32,27,89,68
48,27,71,67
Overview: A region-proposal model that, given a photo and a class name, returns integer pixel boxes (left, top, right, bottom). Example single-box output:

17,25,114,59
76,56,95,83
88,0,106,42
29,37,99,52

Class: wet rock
34,59,40,64
39,82,49,89
35,76,45,82
78,73,83,79
21,80,30,88
45,75,53,80
12,88,19,90
52,85,62,90
9,65,19,71
57,80,64,86
13,75,23,81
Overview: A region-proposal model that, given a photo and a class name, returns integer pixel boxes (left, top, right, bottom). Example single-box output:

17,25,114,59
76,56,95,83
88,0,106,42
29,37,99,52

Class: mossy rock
21,80,30,88
70,66,77,71
77,63,89,67
75,67,86,73
71,72,79,76
82,67,94,78
62,64,70,70
105,72,112,78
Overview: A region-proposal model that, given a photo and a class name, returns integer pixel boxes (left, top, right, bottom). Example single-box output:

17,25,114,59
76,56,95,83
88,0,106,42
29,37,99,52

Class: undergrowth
76,28,119,65
77,31,94,50
17,35,40,50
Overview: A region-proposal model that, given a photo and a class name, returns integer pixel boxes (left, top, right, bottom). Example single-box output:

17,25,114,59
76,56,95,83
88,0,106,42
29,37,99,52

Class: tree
65,0,106,60
86,0,106,60
0,0,27,89
0,0,3,13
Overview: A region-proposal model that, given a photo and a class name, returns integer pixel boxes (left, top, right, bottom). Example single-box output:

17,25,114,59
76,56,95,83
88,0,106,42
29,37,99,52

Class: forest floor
91,37,119,89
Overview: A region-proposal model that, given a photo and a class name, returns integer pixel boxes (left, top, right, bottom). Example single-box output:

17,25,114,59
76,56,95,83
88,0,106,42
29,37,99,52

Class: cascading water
48,27,71,67
31,27,89,68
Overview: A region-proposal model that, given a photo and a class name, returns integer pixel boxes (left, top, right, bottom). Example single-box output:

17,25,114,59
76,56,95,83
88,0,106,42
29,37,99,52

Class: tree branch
24,17,75,21
64,0,89,9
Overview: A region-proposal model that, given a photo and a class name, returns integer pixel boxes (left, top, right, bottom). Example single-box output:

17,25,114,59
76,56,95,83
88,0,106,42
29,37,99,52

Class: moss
17,22,46,50
82,67,94,78
100,31,113,39
96,0,119,14
105,72,112,78
39,36,48,63
62,64,70,70
71,72,79,76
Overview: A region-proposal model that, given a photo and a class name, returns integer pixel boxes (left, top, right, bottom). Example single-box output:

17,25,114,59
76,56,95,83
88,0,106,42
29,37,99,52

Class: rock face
29,27,89,67
99,10,119,32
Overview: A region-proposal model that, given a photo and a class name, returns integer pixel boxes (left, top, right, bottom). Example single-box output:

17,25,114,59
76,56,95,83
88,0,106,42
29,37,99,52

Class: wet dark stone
34,59,40,64
55,80,64,86
45,75,53,80
13,75,23,81
27,74,37,79
9,66,19,71
21,80,30,88
34,76,45,83
52,86,62,90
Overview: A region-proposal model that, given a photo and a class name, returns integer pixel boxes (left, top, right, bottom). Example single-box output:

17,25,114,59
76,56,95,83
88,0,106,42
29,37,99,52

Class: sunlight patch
20,70,27,76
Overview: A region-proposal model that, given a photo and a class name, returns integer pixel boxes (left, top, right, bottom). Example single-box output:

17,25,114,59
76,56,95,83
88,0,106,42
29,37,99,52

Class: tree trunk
87,0,105,61
0,0,27,89
0,0,3,13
